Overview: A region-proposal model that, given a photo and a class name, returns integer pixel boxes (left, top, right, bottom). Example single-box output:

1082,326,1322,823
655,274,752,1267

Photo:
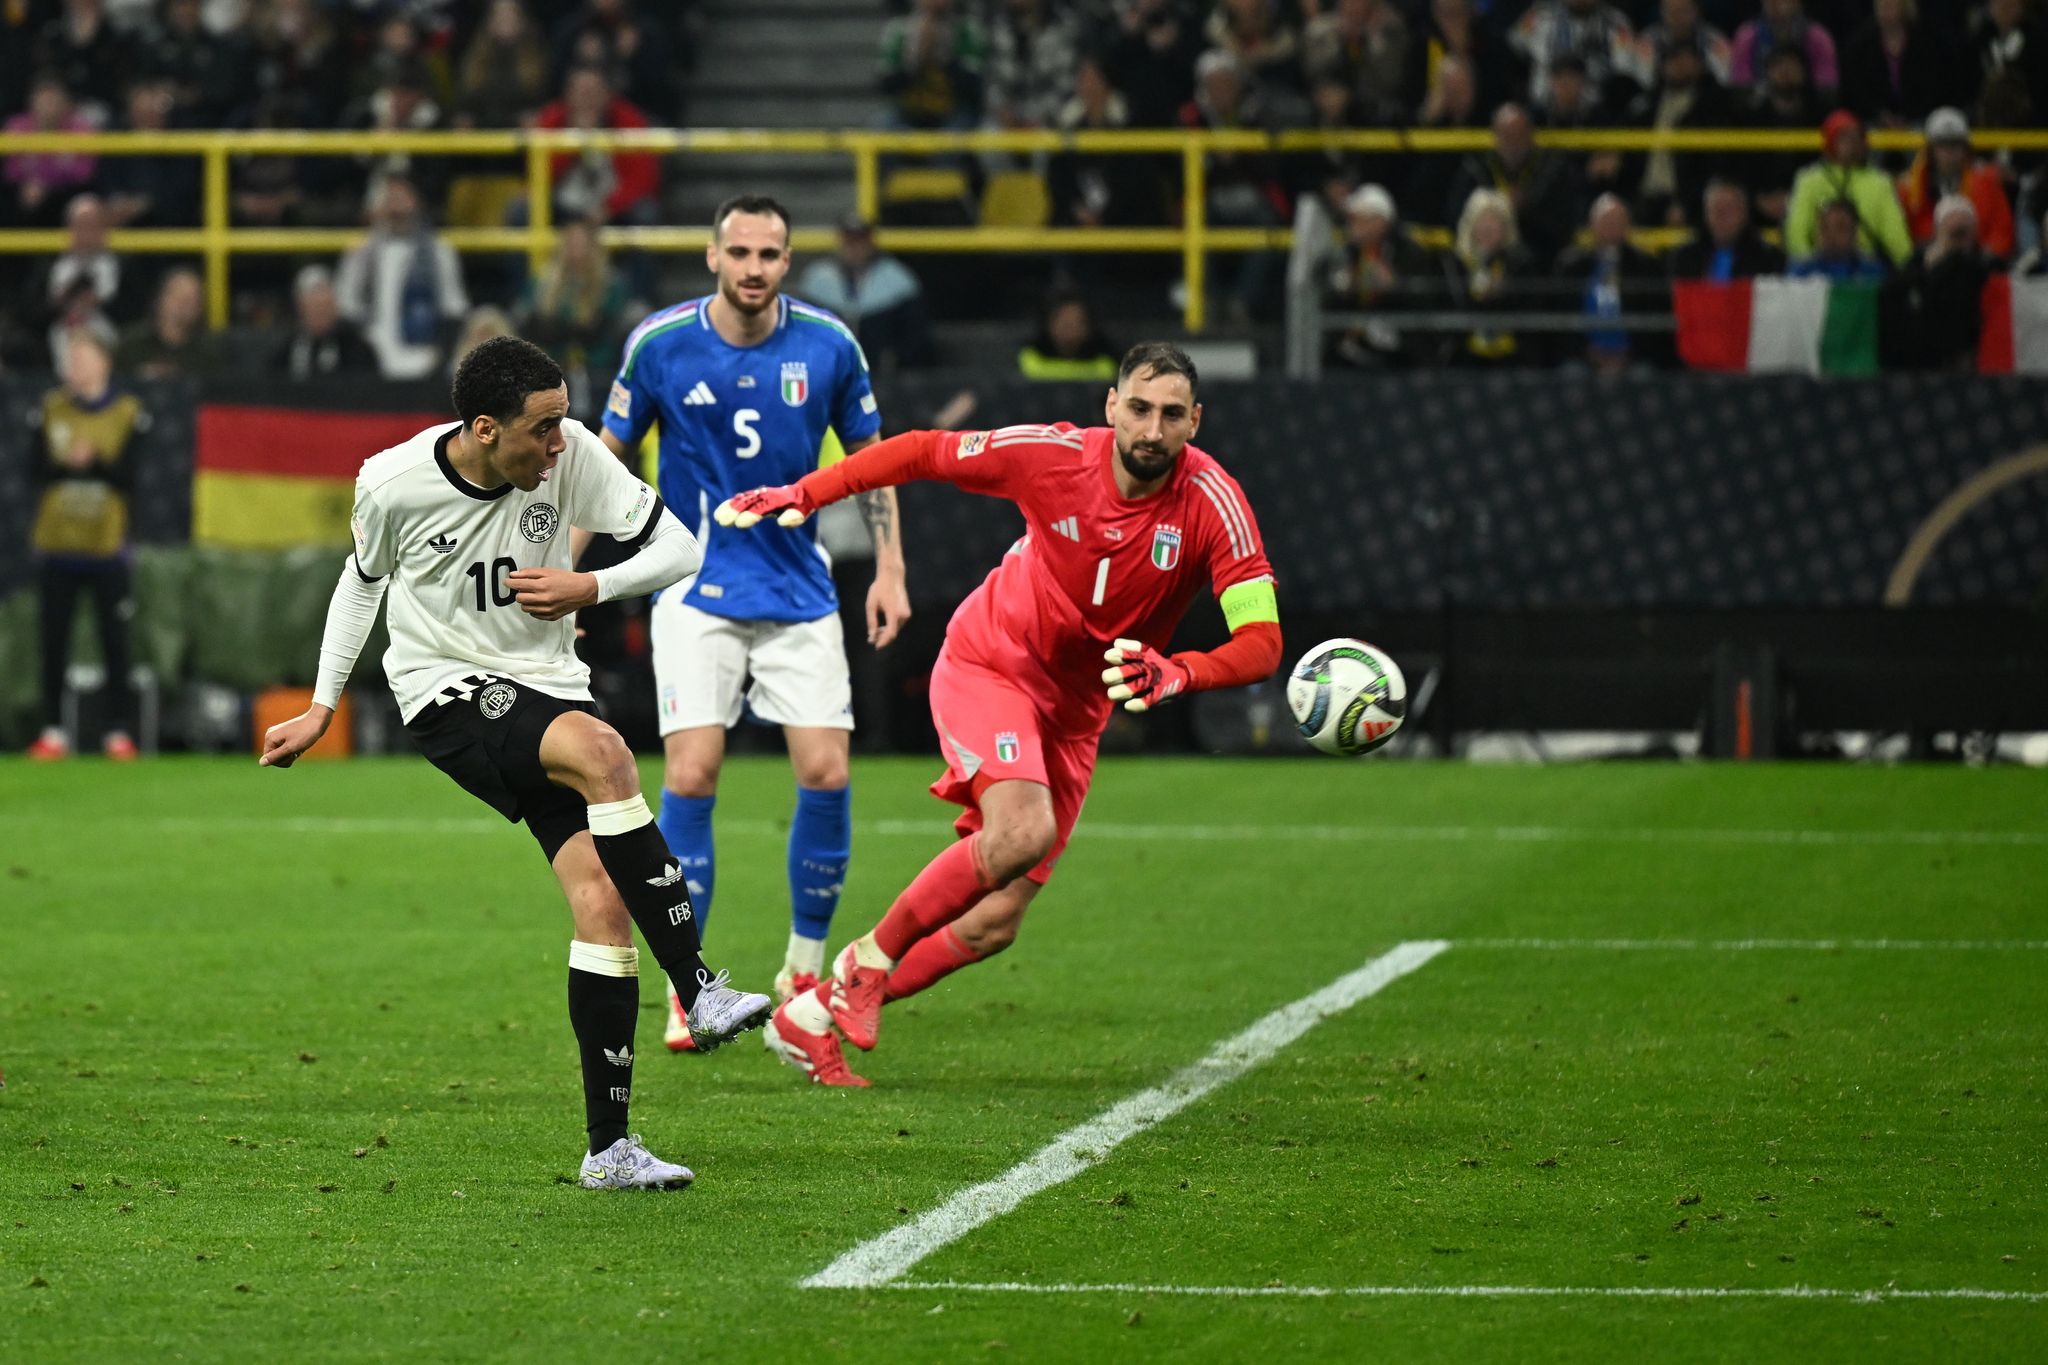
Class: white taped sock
569,941,640,977
586,795,654,837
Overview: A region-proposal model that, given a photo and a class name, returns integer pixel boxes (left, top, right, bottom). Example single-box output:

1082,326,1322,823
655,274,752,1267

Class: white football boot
578,1134,694,1190
682,969,772,1052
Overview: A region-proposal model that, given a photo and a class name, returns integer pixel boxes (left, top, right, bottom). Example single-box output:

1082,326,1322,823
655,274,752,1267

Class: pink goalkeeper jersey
933,423,1275,732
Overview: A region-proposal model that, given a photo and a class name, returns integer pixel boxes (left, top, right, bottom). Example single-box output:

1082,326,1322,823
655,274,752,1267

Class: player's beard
1116,438,1178,483
721,273,778,317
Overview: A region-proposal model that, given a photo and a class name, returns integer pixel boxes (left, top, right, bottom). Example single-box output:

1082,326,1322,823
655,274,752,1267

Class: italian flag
1976,275,2048,373
1673,278,1880,376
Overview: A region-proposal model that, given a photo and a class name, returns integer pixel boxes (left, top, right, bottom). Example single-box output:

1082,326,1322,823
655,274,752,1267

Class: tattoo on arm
857,487,898,555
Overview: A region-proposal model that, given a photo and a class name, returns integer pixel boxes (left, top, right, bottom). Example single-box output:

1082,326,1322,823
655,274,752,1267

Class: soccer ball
1286,638,1407,756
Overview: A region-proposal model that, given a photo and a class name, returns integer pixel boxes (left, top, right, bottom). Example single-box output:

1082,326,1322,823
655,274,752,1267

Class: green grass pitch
3,754,2045,1362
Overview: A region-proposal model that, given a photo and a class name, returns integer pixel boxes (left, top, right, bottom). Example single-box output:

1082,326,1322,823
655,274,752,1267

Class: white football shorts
651,593,854,735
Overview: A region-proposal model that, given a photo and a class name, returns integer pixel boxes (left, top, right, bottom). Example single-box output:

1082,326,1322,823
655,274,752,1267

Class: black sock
568,942,640,1156
587,797,714,1008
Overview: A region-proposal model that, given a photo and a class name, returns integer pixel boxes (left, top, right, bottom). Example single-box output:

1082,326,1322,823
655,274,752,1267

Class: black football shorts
405,672,598,864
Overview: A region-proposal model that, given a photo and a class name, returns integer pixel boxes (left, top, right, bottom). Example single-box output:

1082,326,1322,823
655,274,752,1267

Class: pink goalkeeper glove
1100,638,1194,712
714,483,818,529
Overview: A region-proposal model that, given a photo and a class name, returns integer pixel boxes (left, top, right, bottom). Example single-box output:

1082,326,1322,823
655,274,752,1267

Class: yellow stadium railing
2,126,2044,333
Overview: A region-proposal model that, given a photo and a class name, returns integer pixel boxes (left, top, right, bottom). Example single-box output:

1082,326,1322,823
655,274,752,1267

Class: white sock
570,941,639,977
785,933,826,979
850,932,894,971
784,987,834,1034
586,795,653,837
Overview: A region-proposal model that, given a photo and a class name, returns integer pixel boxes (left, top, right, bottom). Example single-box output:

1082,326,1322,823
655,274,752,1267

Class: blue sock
657,790,716,936
788,784,851,944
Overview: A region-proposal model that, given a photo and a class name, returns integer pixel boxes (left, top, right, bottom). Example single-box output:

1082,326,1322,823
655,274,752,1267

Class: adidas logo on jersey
603,1045,633,1068
1051,516,1081,542
427,533,458,553
646,862,684,887
682,382,716,406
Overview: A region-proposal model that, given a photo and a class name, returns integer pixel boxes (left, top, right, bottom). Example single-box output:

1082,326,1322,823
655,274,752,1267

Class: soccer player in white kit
260,337,771,1189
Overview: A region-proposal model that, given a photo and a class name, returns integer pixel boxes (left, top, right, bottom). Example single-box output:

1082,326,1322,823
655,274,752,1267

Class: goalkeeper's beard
1116,439,1177,483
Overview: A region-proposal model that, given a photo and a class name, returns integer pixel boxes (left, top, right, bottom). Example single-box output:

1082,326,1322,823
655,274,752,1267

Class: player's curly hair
1118,341,1199,402
451,335,564,426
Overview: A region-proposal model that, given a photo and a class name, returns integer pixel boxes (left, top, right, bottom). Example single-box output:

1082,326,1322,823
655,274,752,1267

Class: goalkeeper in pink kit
716,343,1282,1086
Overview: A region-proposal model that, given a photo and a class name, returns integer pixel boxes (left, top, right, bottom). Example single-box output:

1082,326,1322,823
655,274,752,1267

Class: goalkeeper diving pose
260,337,772,1186
718,342,1283,1086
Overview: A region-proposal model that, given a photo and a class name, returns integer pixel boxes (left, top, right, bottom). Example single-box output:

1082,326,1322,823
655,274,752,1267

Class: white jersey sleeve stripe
1191,475,1247,559
1195,469,1256,558
1214,471,1258,558
1192,469,1253,559
989,423,1085,449
991,431,1086,451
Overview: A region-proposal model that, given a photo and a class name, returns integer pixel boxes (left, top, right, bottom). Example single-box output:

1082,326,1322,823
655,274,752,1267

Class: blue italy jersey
603,293,881,622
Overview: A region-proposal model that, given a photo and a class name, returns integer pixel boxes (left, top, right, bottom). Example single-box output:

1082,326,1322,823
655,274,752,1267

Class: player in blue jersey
598,194,908,1051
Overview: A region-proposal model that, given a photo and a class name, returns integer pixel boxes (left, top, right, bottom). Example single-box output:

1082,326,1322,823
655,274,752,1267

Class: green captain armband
1219,577,1279,630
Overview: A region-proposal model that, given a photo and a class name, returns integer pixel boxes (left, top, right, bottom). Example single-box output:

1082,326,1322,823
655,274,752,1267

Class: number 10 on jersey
465,557,517,610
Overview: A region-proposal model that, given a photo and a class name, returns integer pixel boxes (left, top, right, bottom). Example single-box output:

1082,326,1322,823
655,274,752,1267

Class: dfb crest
478,682,518,719
521,502,559,543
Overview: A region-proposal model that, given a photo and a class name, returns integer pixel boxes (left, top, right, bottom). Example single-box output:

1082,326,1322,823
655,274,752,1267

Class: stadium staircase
676,0,889,232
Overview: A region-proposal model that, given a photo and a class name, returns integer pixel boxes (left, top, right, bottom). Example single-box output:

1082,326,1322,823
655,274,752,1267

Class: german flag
193,402,445,549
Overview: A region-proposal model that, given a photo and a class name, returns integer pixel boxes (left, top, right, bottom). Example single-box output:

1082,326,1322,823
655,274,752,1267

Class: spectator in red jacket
1897,107,2015,261
531,65,659,226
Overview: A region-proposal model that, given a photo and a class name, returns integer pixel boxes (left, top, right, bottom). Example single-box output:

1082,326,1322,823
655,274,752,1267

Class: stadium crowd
0,0,2044,380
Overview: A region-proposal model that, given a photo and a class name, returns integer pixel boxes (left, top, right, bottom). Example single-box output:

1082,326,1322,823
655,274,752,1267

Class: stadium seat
446,175,526,229
880,165,975,231
979,171,1050,229
883,166,971,206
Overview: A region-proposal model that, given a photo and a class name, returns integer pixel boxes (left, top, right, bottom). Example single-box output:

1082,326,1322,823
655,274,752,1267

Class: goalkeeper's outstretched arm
715,429,976,528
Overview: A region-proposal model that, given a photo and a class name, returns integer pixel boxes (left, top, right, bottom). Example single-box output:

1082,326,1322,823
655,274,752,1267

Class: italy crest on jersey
995,731,1020,764
780,361,809,407
1151,524,1183,570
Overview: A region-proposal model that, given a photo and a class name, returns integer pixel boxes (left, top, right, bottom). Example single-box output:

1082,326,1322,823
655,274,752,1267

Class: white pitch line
801,939,1451,1291
1460,938,2048,951
17,814,2048,849
887,1280,2048,1305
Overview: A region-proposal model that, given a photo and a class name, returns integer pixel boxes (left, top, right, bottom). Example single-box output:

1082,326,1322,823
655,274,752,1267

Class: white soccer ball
1285,638,1407,756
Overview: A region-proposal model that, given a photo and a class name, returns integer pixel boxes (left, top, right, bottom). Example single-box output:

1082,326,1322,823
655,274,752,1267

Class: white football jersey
350,417,662,721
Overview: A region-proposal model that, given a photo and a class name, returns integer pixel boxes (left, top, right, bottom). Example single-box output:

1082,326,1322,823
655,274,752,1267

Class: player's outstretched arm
715,428,964,529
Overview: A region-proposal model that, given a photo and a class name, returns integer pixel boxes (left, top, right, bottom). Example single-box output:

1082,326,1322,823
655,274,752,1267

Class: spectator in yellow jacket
1785,109,1913,265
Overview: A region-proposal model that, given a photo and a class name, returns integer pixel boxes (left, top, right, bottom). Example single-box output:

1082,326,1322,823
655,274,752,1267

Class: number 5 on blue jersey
601,295,881,625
